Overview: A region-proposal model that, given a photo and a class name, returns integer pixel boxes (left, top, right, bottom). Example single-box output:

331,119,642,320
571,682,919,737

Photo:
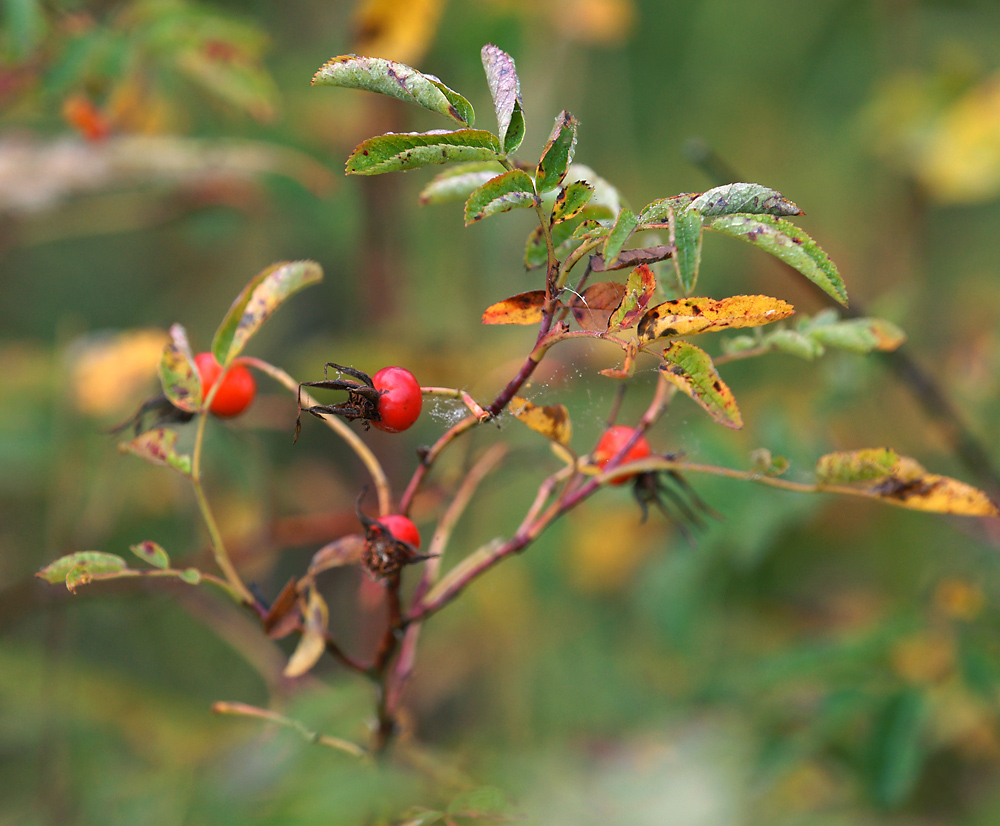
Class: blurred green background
5,0,1000,823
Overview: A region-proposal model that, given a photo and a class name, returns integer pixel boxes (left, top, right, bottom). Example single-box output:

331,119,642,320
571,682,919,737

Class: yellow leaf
353,0,446,66
509,396,572,445
660,341,742,429
638,295,794,344
482,291,546,325
284,585,329,678
70,329,170,417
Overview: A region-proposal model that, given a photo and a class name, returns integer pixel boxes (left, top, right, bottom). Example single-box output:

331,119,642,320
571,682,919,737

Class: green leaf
129,541,170,570
602,207,640,268
706,214,848,306
118,429,192,476
36,551,128,586
688,183,803,217
159,323,201,413
809,317,907,353
551,181,594,225
571,219,607,240
447,786,511,817
660,340,742,429
524,216,585,269
178,568,202,585
608,264,656,331
638,193,698,224
816,448,900,484
480,44,525,154
4,0,45,60
418,162,503,205
346,130,503,176
212,260,323,367
311,55,473,126
870,689,930,808
768,329,825,360
464,169,537,225
671,207,704,294
567,163,623,217
535,111,578,193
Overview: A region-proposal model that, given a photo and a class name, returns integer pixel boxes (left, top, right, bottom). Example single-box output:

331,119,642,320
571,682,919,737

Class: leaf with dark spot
482,291,546,325
688,183,803,217
590,244,674,272
347,129,504,176
638,193,698,224
159,323,201,413
608,264,656,331
551,181,594,225
481,45,524,154
570,282,627,331
535,111,577,193
660,341,742,429
312,55,474,126
509,397,572,445
130,540,170,569
118,428,192,475
638,295,794,344
464,169,537,225
707,214,848,306
212,260,323,367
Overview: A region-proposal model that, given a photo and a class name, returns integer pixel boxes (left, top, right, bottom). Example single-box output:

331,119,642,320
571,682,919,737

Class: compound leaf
608,264,656,331
464,169,537,225
482,291,546,325
213,260,323,367
660,340,742,429
509,397,572,446
707,214,848,306
118,428,192,476
347,130,503,176
535,111,577,193
312,54,473,126
638,295,794,344
688,183,803,217
481,44,524,153
159,323,201,413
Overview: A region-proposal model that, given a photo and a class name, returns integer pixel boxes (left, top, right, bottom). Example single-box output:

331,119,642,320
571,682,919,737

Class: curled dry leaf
638,295,794,344
570,282,627,331
284,584,330,678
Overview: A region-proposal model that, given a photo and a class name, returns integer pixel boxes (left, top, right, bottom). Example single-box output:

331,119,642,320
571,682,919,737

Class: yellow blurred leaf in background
565,504,662,593
70,329,169,417
353,0,446,65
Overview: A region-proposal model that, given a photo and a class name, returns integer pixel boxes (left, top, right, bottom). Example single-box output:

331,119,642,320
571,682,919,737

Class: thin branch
212,702,367,759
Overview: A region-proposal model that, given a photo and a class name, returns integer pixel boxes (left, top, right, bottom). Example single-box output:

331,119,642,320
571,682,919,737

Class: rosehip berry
362,513,423,577
371,366,422,433
593,425,652,485
374,514,421,549
194,352,256,418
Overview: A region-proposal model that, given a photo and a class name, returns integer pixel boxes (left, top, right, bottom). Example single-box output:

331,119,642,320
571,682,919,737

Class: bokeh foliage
4,0,1000,823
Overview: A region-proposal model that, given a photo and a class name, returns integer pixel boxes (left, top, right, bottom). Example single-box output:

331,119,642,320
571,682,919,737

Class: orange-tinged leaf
638,295,794,344
482,291,545,325
284,585,329,678
607,263,656,331
509,396,572,445
815,449,999,516
660,341,742,429
570,281,627,331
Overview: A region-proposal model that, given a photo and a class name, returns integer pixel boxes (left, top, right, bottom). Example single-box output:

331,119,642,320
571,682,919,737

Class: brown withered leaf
590,244,675,272
283,585,329,678
638,295,794,344
608,263,656,331
570,281,627,331
263,577,300,639
482,290,546,325
308,534,365,577
509,396,572,445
